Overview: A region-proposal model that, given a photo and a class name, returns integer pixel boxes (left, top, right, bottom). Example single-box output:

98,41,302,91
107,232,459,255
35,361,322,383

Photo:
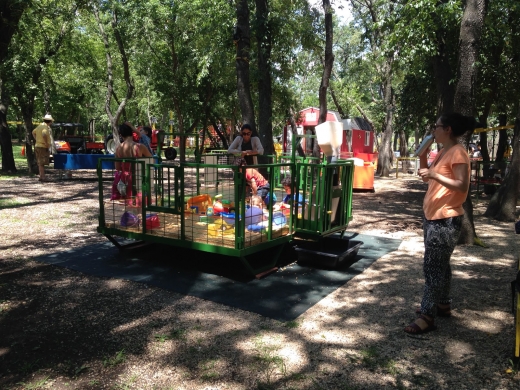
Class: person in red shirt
234,157,271,205
404,112,475,335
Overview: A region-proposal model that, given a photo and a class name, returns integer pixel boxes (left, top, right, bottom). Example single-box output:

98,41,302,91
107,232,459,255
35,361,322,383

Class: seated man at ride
234,157,272,206
138,126,153,155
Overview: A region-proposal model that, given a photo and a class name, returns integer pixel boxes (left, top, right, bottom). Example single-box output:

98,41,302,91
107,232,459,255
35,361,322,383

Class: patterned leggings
420,215,462,317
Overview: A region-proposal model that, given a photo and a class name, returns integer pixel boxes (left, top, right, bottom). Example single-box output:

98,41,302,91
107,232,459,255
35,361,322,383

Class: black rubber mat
36,232,401,321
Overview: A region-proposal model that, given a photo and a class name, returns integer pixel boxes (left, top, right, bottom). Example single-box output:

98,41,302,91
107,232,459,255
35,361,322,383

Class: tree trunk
453,0,488,245
255,0,273,159
0,2,24,171
399,129,408,158
376,62,395,177
484,103,520,221
235,0,257,133
0,91,17,173
495,114,508,162
20,102,38,174
288,108,305,158
432,50,455,114
94,5,133,154
454,0,488,116
316,0,334,159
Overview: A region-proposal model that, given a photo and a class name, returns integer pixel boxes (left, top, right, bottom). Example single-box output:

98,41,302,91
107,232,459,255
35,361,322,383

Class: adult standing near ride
32,114,54,182
111,122,153,201
228,124,264,165
404,112,475,335
114,122,152,170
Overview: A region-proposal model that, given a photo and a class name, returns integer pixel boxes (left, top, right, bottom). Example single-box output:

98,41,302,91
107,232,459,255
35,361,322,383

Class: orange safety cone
21,145,25,156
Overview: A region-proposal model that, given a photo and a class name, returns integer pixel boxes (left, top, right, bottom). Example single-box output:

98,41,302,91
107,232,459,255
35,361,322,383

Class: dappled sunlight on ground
1,174,519,389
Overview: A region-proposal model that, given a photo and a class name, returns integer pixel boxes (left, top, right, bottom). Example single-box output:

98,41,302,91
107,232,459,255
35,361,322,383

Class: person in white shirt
227,124,264,165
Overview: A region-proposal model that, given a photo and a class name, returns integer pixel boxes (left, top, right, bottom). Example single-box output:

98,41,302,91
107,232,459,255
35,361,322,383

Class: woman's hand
241,150,252,157
418,164,469,193
418,167,434,182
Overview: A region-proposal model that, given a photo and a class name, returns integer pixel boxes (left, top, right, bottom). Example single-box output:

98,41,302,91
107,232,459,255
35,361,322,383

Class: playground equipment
96,122,357,276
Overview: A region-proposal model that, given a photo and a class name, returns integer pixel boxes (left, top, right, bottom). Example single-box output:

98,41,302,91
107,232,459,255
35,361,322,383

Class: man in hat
32,114,54,181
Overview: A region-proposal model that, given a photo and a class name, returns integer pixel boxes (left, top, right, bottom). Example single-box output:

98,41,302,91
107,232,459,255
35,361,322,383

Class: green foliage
102,349,126,367
2,0,519,147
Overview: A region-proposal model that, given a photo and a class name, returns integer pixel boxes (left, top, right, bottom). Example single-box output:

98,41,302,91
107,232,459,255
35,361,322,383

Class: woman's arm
227,137,242,154
251,137,264,155
419,163,469,193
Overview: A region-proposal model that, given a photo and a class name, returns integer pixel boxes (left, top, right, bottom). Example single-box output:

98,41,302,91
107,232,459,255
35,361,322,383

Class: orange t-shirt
423,144,470,220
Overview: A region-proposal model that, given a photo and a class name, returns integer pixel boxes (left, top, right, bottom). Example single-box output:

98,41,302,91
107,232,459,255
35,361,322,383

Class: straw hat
43,114,54,122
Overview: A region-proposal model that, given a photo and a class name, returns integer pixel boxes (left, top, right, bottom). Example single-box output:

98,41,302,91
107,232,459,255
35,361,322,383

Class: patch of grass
18,359,40,375
506,358,519,375
73,364,88,377
360,346,379,369
0,197,31,207
169,327,187,340
103,349,126,367
17,376,50,389
154,328,187,342
154,334,170,343
114,374,138,389
259,323,273,331
252,337,286,388
200,359,220,381
286,372,306,381
384,359,399,375
283,320,299,328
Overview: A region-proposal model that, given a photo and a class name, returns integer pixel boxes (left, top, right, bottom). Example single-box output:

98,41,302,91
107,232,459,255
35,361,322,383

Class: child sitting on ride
246,195,287,232
247,195,267,224
273,175,305,212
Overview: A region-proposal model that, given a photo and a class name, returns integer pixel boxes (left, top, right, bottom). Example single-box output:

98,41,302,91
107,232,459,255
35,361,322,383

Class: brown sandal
415,305,451,318
404,314,437,334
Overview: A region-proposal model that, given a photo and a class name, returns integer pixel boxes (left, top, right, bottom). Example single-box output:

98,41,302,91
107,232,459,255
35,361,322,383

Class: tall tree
453,0,488,245
349,0,399,176
5,1,76,174
318,0,334,128
255,0,274,157
0,0,29,173
484,1,520,221
235,0,257,132
93,2,134,151
484,103,520,221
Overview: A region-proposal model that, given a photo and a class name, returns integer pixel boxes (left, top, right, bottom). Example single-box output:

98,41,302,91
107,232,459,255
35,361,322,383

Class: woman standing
404,112,475,334
228,124,264,165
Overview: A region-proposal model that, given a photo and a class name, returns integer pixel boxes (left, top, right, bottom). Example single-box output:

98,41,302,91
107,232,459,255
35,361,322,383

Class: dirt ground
0,169,519,390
